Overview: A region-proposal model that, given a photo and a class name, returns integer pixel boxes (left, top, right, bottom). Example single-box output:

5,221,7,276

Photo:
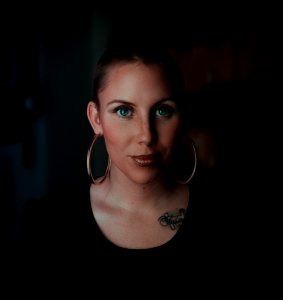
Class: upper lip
131,154,158,160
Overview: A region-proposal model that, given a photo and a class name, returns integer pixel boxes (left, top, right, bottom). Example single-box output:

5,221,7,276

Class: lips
131,154,159,167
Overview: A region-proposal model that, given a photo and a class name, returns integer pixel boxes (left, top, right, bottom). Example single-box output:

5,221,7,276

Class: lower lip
131,157,157,167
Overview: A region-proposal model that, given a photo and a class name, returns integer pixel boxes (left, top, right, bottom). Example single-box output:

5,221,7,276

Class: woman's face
90,62,181,185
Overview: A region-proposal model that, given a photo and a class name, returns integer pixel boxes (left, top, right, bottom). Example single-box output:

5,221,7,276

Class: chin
128,171,161,185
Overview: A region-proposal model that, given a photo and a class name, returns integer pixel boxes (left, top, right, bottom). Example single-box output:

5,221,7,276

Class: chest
95,209,179,249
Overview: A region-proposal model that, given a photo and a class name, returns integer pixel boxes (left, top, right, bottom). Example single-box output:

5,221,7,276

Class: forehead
103,62,170,91
98,62,173,105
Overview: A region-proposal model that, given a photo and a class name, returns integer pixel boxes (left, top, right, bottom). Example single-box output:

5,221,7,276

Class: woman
14,45,251,296
19,46,240,270
86,46,197,251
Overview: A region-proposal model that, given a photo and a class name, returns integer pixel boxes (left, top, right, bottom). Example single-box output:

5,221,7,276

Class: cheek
159,120,180,145
103,127,118,144
101,120,130,151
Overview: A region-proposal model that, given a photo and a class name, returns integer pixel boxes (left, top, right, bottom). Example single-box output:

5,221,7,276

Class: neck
104,166,180,211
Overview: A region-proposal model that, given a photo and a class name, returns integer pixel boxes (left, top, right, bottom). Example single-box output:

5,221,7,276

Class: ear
87,101,103,135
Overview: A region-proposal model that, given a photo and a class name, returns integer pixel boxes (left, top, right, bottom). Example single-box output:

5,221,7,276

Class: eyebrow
107,100,135,107
106,97,176,107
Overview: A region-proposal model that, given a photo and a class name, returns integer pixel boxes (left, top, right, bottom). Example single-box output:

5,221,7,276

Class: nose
138,116,155,146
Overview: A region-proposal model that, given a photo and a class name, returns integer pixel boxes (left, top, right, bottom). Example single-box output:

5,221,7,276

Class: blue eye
116,106,132,118
156,105,174,118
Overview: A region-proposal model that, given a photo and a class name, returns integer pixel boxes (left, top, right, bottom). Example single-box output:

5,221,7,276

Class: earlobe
87,101,103,135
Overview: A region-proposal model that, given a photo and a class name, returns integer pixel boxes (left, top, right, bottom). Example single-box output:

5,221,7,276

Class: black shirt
9,174,264,296
16,176,243,267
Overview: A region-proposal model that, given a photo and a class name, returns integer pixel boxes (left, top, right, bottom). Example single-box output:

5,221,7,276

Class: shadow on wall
0,8,112,241
186,69,277,200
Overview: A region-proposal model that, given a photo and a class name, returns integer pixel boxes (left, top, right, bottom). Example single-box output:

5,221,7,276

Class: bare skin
89,178,189,249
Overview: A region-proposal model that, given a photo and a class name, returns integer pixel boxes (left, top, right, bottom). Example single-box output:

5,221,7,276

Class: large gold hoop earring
176,140,197,185
87,134,111,184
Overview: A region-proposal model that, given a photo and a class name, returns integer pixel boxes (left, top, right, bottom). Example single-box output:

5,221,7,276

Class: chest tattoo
158,208,186,230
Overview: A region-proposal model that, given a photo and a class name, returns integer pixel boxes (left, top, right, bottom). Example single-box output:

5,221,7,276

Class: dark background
0,4,279,241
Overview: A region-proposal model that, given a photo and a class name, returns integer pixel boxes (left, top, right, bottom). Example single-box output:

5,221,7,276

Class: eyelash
114,106,133,118
113,105,176,119
155,105,175,118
